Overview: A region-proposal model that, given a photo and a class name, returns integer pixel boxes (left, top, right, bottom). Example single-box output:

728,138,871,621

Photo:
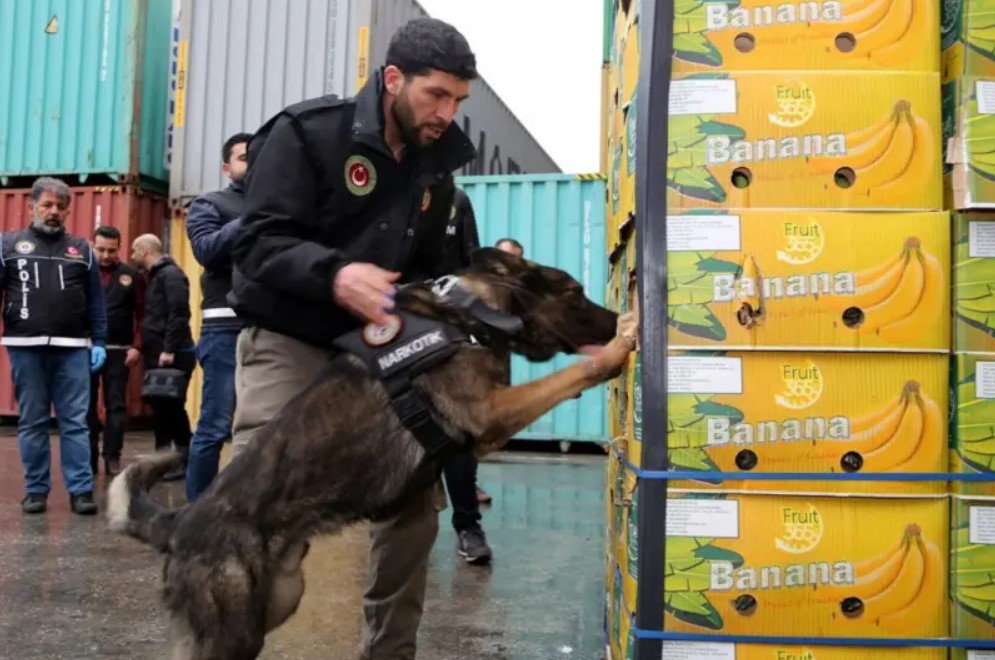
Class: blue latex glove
90,346,106,373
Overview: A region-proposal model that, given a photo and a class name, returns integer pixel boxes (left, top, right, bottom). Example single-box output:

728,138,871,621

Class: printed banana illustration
955,235,995,338
867,105,936,202
809,101,909,175
827,237,945,343
813,523,944,632
956,367,995,473
837,381,944,472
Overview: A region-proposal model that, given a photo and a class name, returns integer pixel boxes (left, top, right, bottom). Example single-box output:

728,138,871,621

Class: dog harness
331,277,522,457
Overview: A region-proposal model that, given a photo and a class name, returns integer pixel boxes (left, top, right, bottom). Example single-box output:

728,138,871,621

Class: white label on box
662,642,736,660
668,357,743,395
977,81,995,115
970,507,995,545
666,499,739,538
968,651,995,660
667,215,741,252
669,79,737,116
976,362,995,400
969,221,995,258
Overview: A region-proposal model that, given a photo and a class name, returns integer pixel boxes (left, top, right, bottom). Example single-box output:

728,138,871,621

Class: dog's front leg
474,312,638,455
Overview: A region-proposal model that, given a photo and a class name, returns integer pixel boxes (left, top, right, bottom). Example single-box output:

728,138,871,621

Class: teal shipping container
0,0,171,187
456,174,609,446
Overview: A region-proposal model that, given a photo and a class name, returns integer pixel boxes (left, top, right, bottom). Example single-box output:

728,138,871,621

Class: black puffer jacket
141,256,193,356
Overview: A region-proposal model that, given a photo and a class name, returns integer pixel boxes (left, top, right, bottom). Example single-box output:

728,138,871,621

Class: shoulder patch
119,273,133,287
284,94,347,119
362,314,403,347
14,240,35,255
345,154,377,196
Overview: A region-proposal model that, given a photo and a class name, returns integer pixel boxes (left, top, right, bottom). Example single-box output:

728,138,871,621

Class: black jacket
141,256,193,356
416,187,481,280
186,182,244,333
230,68,477,348
101,261,143,348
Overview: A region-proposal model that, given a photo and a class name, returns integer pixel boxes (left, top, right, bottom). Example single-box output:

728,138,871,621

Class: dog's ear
469,247,525,276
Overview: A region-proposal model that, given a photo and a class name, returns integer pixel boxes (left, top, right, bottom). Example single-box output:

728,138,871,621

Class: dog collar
428,275,524,337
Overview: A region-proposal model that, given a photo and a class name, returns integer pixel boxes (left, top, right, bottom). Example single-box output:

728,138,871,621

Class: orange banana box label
665,351,948,496
667,72,942,211
660,641,944,659
654,492,948,639
951,496,995,640
665,210,950,351
674,0,939,74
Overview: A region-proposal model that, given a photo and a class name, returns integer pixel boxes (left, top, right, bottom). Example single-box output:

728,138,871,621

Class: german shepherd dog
107,247,638,660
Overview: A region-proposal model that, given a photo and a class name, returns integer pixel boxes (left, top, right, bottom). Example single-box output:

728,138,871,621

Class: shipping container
172,173,608,445
0,185,169,418
0,0,172,187
458,174,609,445
167,0,561,206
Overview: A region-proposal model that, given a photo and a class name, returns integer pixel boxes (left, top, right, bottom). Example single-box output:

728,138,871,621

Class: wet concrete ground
0,431,609,659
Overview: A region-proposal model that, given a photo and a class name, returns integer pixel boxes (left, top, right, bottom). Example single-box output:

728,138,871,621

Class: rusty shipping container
0,186,170,419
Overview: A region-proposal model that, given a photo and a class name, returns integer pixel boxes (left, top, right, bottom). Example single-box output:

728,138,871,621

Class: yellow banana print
860,388,924,467
809,102,904,174
852,109,915,191
868,107,937,204
858,241,925,331
874,535,944,633
878,247,947,344
843,0,913,57
887,390,944,473
834,246,908,312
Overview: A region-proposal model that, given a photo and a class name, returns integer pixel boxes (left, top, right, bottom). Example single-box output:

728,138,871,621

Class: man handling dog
107,16,638,660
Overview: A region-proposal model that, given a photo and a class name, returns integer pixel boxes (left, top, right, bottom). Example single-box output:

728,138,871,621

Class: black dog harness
331,277,523,457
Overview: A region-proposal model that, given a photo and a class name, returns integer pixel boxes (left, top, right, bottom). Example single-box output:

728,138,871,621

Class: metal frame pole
633,0,674,658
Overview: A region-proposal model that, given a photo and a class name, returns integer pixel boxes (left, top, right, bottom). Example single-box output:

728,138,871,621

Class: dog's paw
616,311,639,347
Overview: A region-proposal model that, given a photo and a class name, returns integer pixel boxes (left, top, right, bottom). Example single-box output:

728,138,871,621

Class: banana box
666,210,950,352
950,651,995,660
953,213,995,354
951,496,995,640
653,491,949,639
952,353,995,498
607,0,638,253
673,0,939,74
667,72,941,211
627,351,643,468
949,78,995,209
660,641,945,659
608,567,636,660
942,0,995,83
666,351,948,496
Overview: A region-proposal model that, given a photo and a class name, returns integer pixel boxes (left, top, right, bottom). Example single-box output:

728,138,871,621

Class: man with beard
183,132,251,501
1,177,107,515
229,18,478,659
88,225,144,477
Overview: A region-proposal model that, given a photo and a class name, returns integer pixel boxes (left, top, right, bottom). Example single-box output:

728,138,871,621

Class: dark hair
385,18,478,80
94,226,121,243
496,237,524,252
223,132,253,164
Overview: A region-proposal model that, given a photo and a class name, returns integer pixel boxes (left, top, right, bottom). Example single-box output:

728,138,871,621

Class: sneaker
476,487,493,505
21,493,47,514
70,491,98,516
457,527,493,565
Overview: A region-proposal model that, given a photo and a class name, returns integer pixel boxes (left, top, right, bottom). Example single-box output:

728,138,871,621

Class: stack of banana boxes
946,2,995,659
601,1,990,658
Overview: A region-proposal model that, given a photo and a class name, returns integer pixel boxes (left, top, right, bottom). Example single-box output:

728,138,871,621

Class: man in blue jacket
183,132,251,501
2,177,107,515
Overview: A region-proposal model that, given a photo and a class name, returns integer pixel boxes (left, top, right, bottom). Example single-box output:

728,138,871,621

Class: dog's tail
106,452,185,552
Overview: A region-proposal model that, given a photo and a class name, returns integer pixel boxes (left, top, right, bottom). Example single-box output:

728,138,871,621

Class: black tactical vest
1,228,93,346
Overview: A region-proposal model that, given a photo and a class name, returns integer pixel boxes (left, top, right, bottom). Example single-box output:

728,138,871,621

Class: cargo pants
230,326,438,660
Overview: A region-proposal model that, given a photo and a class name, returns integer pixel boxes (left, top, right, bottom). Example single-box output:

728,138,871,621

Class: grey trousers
231,327,438,659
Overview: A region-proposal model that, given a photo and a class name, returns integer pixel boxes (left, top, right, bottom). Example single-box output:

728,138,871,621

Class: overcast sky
417,0,604,174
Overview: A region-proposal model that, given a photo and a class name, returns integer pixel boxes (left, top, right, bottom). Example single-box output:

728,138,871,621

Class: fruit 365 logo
775,361,823,410
776,219,824,265
769,81,816,128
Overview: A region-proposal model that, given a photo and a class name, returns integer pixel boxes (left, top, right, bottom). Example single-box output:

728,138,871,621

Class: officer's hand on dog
159,352,175,367
333,262,401,326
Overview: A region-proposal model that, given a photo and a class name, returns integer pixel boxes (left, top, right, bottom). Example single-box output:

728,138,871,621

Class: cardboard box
607,0,638,254
665,351,948,496
667,72,942,210
951,496,995,640
673,0,939,74
953,213,995,353
942,0,995,82
948,78,995,209
653,491,948,639
660,642,945,659
665,210,950,351
952,353,995,498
